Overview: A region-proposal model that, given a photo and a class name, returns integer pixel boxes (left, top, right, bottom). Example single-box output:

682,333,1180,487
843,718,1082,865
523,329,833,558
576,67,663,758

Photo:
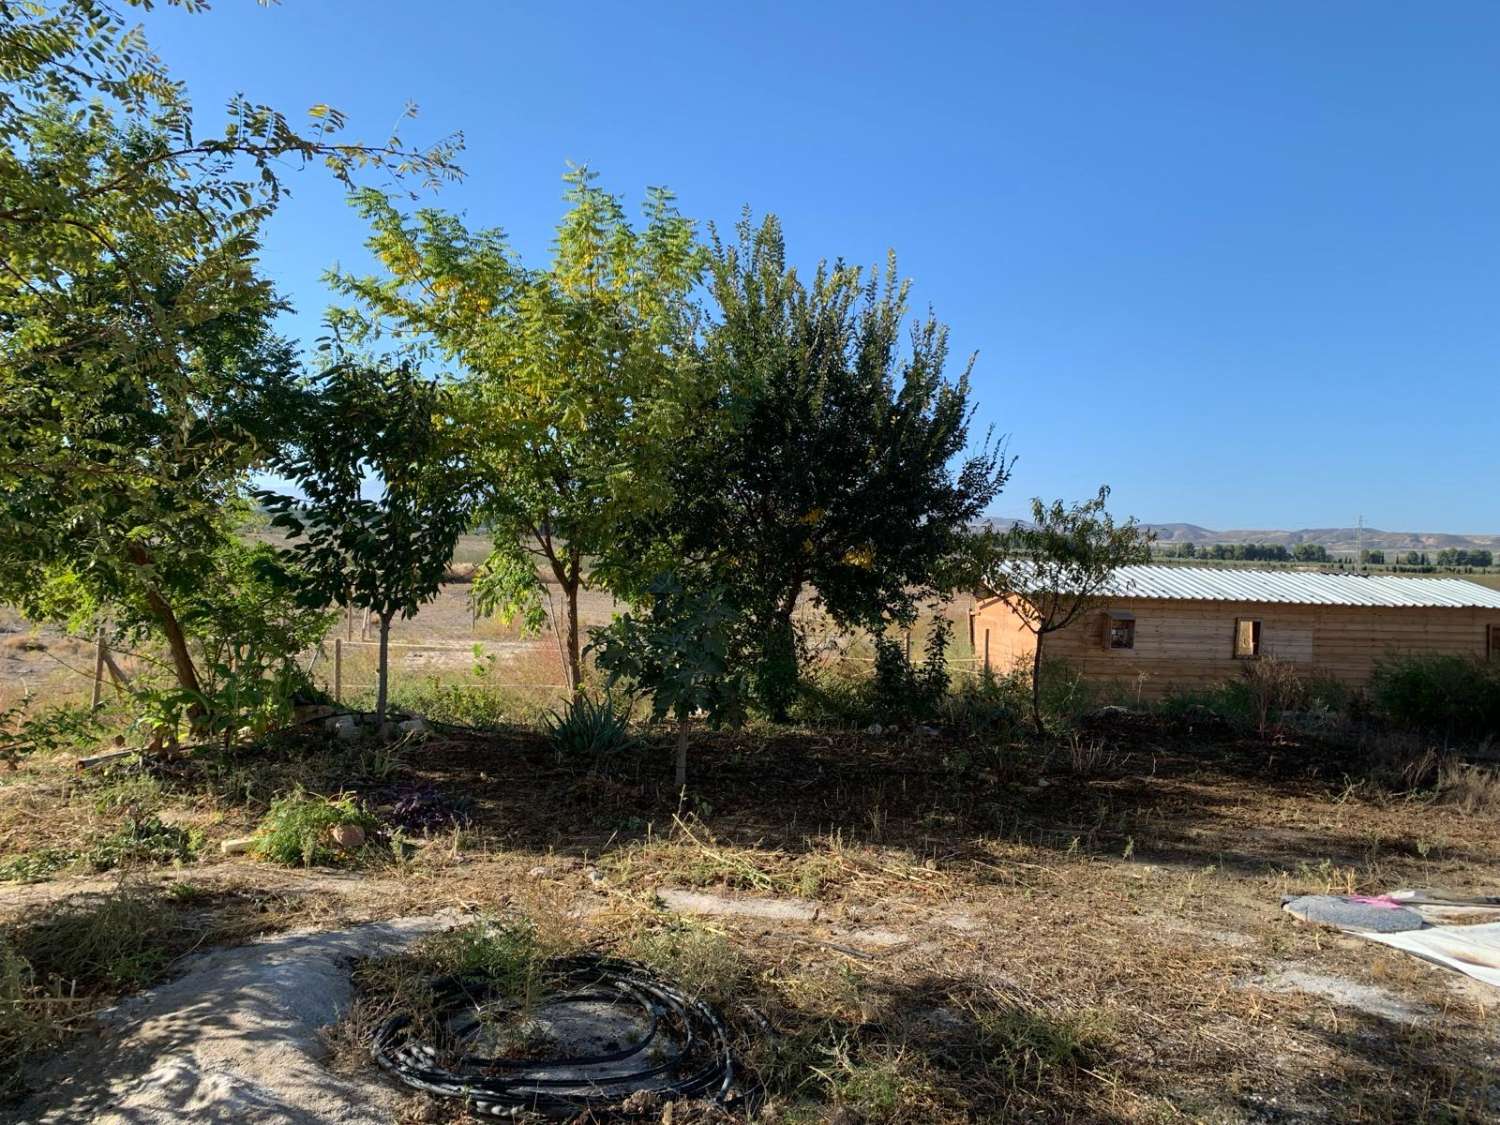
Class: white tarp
1357,921,1500,990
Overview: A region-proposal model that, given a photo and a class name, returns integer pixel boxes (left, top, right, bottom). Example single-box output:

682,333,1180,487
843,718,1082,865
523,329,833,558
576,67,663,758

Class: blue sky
140,2,1498,533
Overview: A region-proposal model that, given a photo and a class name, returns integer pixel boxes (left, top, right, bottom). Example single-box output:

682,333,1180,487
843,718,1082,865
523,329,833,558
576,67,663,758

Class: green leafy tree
645,213,1008,717
327,168,703,692
588,575,747,789
257,357,476,724
980,487,1152,733
0,0,460,699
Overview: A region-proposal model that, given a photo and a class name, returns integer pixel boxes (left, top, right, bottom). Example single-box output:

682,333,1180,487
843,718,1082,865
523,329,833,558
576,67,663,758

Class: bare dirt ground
3,714,1498,1122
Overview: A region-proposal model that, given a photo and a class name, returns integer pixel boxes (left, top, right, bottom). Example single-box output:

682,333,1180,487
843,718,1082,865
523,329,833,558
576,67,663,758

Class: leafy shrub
542,694,639,762
394,678,525,729
252,789,379,867
788,664,877,728
0,697,104,768
868,616,951,726
1370,653,1500,743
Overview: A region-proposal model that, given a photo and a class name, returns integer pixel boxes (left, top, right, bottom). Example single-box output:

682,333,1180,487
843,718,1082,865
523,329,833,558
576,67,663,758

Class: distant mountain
983,518,1498,554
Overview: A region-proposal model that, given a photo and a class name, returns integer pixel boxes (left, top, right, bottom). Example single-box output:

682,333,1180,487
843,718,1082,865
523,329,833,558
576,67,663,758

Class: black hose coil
370,954,737,1118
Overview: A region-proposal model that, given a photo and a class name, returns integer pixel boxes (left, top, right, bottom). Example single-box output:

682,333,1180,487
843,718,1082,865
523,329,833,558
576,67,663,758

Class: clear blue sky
140,1,1498,533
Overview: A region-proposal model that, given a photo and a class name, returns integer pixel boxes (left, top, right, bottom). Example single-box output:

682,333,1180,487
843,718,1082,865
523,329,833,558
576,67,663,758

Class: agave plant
542,695,638,763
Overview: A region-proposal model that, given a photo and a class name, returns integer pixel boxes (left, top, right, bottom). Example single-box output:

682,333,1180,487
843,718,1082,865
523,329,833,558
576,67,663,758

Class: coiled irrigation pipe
371,954,737,1118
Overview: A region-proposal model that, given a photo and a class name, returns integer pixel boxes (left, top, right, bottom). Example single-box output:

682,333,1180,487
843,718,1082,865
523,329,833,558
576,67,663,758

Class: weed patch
251,789,380,867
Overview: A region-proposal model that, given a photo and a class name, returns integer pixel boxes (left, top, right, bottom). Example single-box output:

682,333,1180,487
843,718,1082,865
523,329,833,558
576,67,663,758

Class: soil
3,715,1499,1122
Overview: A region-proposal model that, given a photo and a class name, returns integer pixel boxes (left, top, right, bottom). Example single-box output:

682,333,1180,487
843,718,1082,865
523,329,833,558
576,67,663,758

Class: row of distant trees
1155,543,1493,568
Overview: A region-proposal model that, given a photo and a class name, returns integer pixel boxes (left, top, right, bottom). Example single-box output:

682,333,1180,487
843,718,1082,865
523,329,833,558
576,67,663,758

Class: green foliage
646,213,1008,717
327,166,704,689
0,849,72,885
941,674,1027,740
977,486,1152,731
0,697,104,768
258,356,476,721
393,679,520,729
869,617,952,725
0,0,458,701
1370,653,1500,743
542,694,639,762
590,575,748,730
251,790,380,867
414,918,548,995
82,814,199,873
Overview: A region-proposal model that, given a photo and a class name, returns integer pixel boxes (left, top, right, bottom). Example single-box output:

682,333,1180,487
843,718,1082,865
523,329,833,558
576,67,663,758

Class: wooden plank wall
972,597,1500,699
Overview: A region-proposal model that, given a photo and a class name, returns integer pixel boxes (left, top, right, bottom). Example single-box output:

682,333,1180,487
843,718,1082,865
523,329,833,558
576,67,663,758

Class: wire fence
320,637,570,705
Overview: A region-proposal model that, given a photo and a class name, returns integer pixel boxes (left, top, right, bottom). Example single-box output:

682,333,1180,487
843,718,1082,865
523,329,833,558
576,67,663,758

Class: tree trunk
127,546,203,704
376,609,395,729
758,597,800,721
675,716,689,790
564,577,581,695
1030,632,1046,735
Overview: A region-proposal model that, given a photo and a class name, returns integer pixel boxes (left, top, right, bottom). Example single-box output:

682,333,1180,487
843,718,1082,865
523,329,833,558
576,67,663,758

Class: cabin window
1233,618,1262,659
1106,610,1135,650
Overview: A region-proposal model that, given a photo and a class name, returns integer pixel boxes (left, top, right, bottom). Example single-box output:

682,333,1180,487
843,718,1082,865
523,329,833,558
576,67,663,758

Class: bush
542,694,638,763
1370,653,1500,743
941,674,1026,740
252,789,379,867
867,616,951,726
393,678,530,729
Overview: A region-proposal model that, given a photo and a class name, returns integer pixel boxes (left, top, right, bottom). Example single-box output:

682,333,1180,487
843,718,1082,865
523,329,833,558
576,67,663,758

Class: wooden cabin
970,566,1500,700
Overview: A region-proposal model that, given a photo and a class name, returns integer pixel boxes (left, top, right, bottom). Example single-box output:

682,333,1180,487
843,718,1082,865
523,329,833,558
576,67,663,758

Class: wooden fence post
984,629,991,678
91,627,106,709
334,637,343,704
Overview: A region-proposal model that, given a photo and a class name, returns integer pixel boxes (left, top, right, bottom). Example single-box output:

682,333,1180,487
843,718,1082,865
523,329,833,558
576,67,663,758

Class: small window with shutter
1106,609,1135,650
1233,618,1262,659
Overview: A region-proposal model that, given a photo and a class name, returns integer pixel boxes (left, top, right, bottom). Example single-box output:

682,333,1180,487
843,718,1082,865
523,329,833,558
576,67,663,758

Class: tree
327,168,702,692
257,357,475,725
0,0,460,700
643,214,1008,717
981,487,1152,733
588,575,747,789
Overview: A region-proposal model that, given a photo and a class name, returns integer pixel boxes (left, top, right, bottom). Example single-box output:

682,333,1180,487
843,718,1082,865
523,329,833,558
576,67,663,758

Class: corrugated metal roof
992,564,1500,609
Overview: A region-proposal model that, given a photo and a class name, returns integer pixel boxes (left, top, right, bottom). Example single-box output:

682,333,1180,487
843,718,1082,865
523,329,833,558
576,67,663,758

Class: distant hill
984,519,1498,555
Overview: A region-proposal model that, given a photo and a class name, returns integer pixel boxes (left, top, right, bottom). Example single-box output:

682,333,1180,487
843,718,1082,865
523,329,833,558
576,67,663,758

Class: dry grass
2,710,1499,1119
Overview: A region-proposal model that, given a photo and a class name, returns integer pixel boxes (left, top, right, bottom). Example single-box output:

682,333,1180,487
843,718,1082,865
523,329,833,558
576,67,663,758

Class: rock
398,718,430,736
585,867,605,886
657,888,819,922
528,865,554,879
219,836,256,856
915,724,940,736
330,823,366,850
866,722,883,735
